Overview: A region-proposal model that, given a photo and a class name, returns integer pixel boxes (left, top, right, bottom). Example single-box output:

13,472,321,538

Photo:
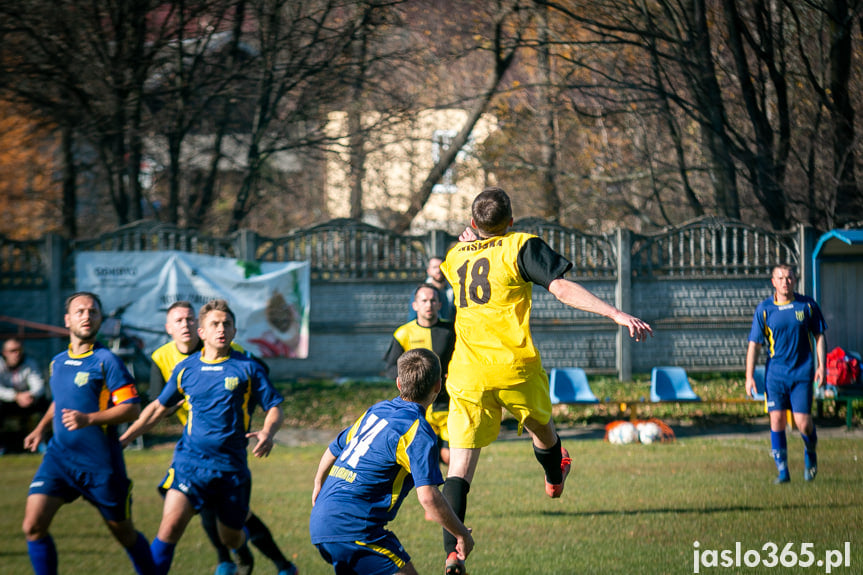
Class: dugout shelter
812,229,863,354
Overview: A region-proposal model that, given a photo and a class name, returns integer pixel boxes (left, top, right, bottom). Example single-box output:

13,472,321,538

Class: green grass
273,373,862,429
2,433,862,574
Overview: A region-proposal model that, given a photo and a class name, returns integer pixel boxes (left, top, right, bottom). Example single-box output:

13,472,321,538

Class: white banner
75,251,310,359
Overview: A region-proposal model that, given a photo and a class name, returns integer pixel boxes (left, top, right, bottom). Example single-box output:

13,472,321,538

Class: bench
816,384,863,430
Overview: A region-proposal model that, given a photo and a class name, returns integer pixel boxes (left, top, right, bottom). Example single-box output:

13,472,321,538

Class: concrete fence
0,217,811,381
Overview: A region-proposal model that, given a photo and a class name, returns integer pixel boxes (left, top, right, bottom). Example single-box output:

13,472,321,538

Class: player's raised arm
548,277,653,341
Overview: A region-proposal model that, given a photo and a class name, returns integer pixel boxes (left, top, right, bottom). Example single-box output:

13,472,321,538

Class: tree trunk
60,123,77,238
827,0,860,227
537,5,560,221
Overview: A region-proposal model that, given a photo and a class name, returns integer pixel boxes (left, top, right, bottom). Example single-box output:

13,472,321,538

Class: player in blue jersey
21,292,155,575
746,264,827,483
133,300,297,575
310,348,473,575
121,299,285,575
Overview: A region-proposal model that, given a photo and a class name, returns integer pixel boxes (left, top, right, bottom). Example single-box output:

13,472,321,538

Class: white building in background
325,108,497,234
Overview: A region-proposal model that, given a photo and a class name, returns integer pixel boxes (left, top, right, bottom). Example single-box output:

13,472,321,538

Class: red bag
826,347,860,386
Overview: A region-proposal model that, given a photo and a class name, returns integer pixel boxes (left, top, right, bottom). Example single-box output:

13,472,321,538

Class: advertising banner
75,251,309,359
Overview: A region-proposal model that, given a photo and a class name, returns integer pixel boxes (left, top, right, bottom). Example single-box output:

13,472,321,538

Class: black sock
534,436,563,484
246,512,292,569
234,541,254,566
199,507,232,563
441,477,470,555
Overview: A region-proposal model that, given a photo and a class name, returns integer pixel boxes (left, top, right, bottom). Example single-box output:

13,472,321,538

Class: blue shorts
159,460,251,530
314,531,411,575
29,450,133,523
765,379,813,414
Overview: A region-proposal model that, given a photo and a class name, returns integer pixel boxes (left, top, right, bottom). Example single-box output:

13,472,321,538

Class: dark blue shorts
314,531,411,575
29,450,133,522
159,460,251,530
766,379,813,414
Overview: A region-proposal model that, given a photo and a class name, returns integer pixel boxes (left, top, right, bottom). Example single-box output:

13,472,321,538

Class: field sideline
1,429,861,575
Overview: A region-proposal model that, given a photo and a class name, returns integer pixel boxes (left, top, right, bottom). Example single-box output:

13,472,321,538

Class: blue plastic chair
549,367,599,404
750,365,766,401
649,367,701,402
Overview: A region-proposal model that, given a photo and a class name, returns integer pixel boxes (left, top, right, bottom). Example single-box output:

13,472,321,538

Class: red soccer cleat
445,551,466,575
545,446,572,498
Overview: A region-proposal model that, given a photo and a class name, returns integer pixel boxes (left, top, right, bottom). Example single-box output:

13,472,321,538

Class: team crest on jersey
796,310,805,322
224,376,239,391
74,372,89,387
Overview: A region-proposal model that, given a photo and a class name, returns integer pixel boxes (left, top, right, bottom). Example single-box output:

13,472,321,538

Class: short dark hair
65,291,103,314
199,299,236,325
472,186,513,236
414,284,440,301
397,348,441,402
167,301,195,314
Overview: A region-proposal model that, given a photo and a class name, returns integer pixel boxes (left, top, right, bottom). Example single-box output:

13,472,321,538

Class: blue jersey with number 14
309,397,443,543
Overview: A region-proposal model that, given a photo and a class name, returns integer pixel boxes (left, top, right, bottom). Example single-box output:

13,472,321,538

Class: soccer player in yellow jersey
384,284,456,464
145,301,298,575
439,187,653,574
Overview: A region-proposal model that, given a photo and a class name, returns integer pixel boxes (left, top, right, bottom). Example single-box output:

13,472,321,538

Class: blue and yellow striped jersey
157,349,283,472
47,342,139,472
748,293,827,384
309,397,443,543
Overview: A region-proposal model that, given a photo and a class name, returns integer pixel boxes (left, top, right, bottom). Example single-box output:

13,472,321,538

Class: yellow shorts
446,369,552,449
425,405,449,443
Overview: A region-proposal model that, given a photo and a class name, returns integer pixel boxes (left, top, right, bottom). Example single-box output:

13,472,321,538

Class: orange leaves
0,103,62,240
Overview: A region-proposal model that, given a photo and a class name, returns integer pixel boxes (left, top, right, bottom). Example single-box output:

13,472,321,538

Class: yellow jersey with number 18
441,232,544,388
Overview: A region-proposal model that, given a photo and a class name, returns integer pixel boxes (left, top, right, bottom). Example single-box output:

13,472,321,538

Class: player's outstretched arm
23,401,55,452
119,398,171,447
311,447,337,505
248,405,284,458
415,485,474,561
548,278,653,342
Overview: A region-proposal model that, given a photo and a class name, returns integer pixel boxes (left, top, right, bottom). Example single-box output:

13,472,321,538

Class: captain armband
111,383,140,404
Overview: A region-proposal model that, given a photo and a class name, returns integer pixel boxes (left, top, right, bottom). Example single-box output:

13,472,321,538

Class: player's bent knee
22,515,48,540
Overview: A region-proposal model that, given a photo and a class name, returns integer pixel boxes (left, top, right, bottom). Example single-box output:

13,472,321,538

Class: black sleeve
516,237,573,289
382,338,404,380
149,358,166,398
431,321,456,376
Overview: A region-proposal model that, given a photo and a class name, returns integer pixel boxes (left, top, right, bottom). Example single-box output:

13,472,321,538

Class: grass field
2,428,861,574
